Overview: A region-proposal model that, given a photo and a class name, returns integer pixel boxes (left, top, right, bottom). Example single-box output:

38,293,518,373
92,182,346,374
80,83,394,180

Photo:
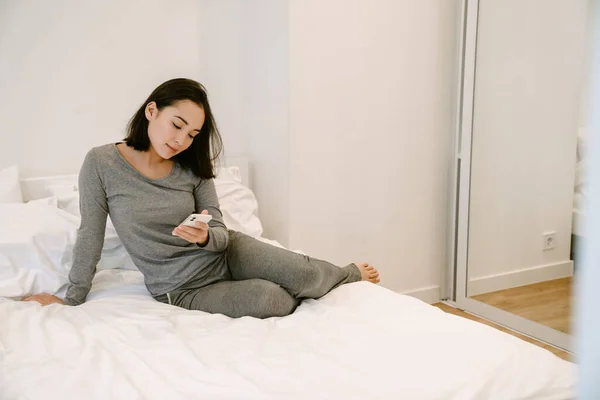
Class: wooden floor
431,278,573,361
432,303,571,361
472,277,573,334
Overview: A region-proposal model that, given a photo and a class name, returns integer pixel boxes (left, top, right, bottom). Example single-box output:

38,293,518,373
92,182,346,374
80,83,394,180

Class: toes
356,263,380,284
368,268,380,283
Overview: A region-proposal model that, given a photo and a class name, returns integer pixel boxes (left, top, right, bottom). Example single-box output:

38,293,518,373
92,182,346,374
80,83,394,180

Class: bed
0,160,576,399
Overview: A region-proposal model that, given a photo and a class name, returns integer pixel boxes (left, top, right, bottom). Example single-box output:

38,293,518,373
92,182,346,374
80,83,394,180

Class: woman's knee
251,280,299,318
226,231,253,267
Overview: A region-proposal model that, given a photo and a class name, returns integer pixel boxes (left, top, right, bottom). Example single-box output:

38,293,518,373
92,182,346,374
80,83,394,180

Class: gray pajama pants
153,231,361,318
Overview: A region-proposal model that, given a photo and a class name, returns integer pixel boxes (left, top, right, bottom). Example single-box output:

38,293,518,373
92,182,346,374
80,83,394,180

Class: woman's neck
132,144,171,169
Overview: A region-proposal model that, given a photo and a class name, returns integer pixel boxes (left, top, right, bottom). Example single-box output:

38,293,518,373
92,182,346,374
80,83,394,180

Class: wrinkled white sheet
0,270,575,400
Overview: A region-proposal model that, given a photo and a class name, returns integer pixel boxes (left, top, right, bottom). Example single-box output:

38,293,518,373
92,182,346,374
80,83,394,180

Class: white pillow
215,166,264,238
55,192,122,252
46,181,78,196
0,203,78,298
40,177,80,215
33,189,123,253
54,191,81,219
0,165,23,204
28,196,59,207
0,203,139,299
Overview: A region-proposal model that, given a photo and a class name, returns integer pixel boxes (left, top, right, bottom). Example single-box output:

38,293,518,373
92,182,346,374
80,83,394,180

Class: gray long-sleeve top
63,143,229,306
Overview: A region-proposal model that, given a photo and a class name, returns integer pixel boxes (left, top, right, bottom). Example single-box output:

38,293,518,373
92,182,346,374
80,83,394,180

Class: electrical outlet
542,231,557,251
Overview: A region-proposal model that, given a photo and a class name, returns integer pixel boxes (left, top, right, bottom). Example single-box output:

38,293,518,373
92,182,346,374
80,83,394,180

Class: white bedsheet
0,270,575,400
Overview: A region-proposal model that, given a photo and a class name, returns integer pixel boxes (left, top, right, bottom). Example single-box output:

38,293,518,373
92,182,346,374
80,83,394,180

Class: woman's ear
145,101,157,121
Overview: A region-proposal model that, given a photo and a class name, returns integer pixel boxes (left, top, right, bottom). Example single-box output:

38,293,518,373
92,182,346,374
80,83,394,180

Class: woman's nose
176,132,188,146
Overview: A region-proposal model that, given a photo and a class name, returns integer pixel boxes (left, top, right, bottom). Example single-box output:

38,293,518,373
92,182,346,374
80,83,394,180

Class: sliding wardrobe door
450,0,591,353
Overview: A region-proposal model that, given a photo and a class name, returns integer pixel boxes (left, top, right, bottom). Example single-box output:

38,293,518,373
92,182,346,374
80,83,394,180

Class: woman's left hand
173,210,210,246
22,293,65,306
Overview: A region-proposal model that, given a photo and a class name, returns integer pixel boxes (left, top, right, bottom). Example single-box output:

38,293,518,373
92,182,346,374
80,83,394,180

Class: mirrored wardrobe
448,0,592,353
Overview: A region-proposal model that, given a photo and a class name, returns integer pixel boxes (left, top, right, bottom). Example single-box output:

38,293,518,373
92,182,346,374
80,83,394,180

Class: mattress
0,269,575,400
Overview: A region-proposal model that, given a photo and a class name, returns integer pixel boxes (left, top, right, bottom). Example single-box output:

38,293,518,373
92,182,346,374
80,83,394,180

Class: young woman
22,78,380,318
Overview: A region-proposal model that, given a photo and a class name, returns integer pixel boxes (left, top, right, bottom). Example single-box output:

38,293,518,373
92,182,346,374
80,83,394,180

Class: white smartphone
180,213,213,227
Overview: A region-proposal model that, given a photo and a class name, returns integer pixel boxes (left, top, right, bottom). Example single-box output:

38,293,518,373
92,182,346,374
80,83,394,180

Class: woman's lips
166,144,177,153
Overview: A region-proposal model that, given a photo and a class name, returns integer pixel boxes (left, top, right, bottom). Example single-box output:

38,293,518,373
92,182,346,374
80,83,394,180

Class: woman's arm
62,149,108,306
192,178,229,252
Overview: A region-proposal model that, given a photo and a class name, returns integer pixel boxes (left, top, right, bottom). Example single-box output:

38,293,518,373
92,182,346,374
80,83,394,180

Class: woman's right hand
21,293,65,306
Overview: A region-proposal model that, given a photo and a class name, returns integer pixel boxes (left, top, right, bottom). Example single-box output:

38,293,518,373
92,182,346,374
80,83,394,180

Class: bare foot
355,263,380,284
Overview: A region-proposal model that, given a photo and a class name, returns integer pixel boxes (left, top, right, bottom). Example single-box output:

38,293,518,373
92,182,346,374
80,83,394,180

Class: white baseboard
468,260,573,297
400,286,441,304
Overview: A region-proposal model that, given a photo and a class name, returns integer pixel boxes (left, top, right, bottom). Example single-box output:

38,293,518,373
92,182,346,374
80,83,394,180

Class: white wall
196,0,290,245
196,1,246,158
1,0,462,301
239,1,290,246
188,0,463,298
467,0,589,294
0,0,203,177
288,0,460,298
0,0,292,245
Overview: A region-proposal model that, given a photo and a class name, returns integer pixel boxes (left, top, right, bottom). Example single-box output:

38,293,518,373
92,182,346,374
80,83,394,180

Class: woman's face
145,100,205,160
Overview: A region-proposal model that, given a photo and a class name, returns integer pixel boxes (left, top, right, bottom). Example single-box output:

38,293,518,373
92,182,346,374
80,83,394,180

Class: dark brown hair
124,78,223,179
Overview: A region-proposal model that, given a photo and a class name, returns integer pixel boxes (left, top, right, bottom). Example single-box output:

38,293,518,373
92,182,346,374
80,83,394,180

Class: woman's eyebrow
175,115,201,132
174,115,188,124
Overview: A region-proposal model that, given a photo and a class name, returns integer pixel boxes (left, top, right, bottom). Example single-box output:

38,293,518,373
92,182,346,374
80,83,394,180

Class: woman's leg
226,231,362,299
167,279,300,319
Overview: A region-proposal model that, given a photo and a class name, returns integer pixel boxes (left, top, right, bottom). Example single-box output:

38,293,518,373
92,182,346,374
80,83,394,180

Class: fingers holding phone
172,210,212,245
